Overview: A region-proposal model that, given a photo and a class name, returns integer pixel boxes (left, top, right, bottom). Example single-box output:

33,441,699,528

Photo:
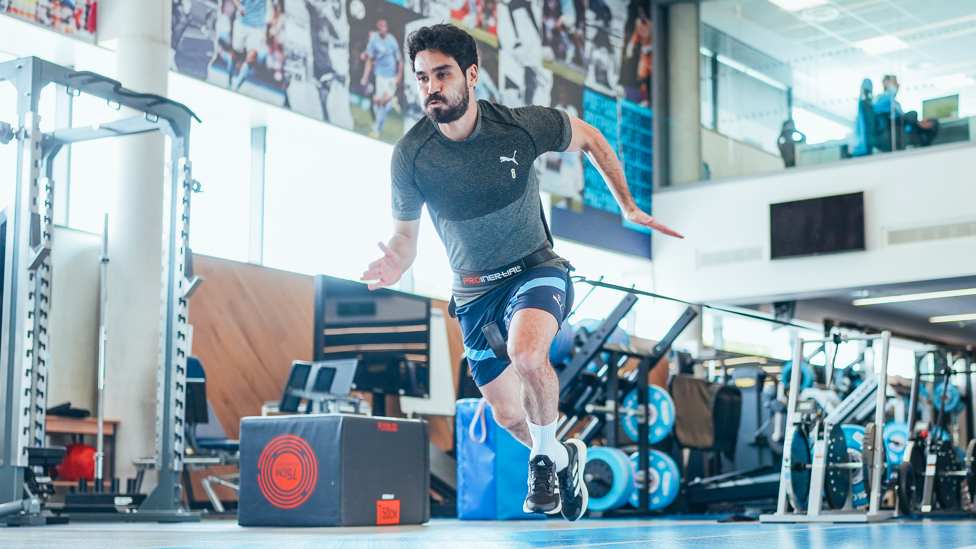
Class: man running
360,19,403,139
361,24,682,521
230,0,272,90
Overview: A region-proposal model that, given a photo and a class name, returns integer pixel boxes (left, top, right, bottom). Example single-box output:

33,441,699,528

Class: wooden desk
45,416,120,486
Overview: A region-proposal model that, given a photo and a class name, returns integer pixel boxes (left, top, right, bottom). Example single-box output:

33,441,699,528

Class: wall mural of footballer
170,0,654,250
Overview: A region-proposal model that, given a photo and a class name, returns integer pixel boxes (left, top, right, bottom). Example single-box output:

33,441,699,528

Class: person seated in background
853,78,881,157
871,75,939,151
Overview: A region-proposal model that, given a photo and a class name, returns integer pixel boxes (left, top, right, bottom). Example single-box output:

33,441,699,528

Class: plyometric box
238,414,430,526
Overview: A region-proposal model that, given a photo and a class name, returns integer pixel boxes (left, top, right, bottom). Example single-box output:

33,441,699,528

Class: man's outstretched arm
361,218,421,290
564,115,683,238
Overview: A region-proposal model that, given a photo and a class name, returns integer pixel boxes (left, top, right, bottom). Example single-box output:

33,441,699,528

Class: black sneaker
557,439,588,521
523,454,561,515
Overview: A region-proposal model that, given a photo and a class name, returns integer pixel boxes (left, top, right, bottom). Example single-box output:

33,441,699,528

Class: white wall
652,141,976,305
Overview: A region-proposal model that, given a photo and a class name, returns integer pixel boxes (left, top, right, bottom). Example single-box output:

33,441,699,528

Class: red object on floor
56,443,96,481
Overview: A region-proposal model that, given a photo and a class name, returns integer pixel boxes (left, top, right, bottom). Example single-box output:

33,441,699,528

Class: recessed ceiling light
856,35,910,55
802,6,839,22
853,287,976,306
930,313,976,324
768,0,830,12
929,72,976,90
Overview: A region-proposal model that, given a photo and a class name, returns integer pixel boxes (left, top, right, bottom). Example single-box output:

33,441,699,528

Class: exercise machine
0,57,201,523
762,331,900,523
902,350,975,515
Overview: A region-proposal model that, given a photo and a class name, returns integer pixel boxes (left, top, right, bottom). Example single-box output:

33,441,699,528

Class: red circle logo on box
257,435,318,509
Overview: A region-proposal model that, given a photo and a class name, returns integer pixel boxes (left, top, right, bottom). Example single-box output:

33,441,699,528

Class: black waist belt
451,245,561,296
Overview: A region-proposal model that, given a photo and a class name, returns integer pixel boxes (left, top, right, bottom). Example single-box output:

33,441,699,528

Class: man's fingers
648,220,684,239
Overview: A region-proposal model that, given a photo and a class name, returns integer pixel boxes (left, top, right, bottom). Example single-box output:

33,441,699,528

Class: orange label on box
377,500,400,525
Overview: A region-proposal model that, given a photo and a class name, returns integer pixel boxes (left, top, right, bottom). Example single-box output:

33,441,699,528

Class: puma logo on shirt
500,150,518,165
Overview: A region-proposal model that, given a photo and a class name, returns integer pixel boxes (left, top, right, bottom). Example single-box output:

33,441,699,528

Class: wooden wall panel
189,256,315,440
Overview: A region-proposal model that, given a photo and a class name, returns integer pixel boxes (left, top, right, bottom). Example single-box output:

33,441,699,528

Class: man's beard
425,84,470,124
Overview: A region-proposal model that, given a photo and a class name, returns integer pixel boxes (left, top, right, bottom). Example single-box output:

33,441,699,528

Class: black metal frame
0,57,200,523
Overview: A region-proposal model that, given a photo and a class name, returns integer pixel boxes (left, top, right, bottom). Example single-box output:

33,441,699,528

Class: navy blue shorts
456,266,572,387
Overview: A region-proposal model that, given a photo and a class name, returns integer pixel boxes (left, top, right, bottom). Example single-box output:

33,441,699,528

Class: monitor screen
770,192,865,260
314,275,430,398
922,95,958,121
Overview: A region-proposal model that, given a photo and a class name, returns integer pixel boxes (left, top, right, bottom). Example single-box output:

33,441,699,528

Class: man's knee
508,341,550,377
492,405,526,430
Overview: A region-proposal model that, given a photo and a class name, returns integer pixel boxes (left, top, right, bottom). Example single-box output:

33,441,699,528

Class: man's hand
361,242,404,290
624,207,684,238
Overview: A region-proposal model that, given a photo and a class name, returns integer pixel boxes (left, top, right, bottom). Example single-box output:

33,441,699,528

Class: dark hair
406,24,478,76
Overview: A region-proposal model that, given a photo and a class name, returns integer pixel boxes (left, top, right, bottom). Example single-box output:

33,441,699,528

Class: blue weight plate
841,425,868,508
883,422,909,466
782,360,815,390
932,382,962,414
628,450,680,510
621,385,676,445
584,447,634,512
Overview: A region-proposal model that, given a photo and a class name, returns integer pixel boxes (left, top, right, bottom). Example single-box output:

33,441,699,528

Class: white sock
528,419,569,472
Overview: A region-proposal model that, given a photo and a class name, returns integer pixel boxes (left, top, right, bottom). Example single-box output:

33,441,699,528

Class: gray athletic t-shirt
391,101,573,300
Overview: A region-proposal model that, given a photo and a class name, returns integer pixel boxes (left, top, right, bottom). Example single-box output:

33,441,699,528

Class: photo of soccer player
450,0,497,38
359,19,404,138
496,0,552,108
405,0,450,22
349,1,416,143
302,0,356,129
6,0,97,43
619,1,650,106
583,0,626,96
541,0,586,77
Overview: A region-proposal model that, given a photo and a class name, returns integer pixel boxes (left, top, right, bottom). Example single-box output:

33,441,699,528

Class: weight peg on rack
628,450,680,511
621,385,675,445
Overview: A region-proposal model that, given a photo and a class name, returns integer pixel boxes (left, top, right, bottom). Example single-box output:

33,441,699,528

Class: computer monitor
922,95,958,121
279,358,359,413
313,275,430,414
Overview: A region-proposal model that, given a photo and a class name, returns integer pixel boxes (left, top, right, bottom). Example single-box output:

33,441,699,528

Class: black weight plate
934,439,962,510
584,458,614,499
824,424,851,510
897,461,916,517
966,439,976,509
788,428,812,511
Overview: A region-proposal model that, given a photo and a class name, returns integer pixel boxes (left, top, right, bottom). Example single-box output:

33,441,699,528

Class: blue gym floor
1,518,975,548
